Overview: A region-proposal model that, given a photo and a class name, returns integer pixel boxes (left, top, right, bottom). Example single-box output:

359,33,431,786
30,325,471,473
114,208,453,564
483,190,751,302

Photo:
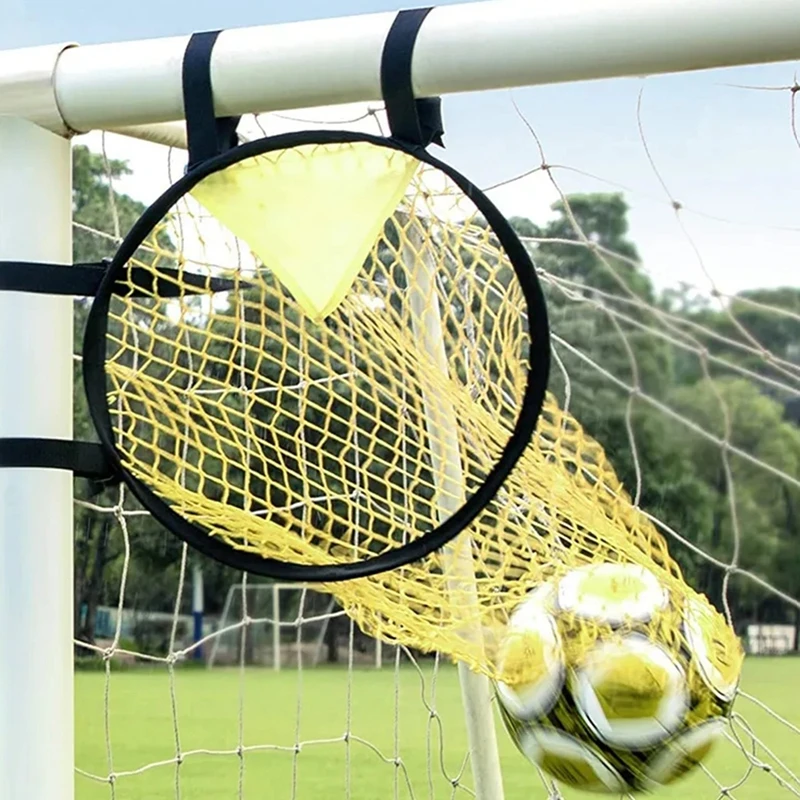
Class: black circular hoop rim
82,130,551,582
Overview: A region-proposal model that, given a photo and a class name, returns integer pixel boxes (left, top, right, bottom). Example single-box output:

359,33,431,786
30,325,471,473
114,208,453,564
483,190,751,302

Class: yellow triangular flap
190,141,420,321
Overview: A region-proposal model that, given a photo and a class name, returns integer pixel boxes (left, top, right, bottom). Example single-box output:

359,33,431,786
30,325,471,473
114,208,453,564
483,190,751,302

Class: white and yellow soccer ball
495,562,743,793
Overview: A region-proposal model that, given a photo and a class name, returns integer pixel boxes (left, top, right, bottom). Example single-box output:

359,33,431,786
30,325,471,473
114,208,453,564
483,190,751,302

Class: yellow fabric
103,139,742,689
189,142,418,321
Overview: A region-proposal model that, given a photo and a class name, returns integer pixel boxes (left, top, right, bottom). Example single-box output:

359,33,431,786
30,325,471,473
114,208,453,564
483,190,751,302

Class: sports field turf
75,656,799,799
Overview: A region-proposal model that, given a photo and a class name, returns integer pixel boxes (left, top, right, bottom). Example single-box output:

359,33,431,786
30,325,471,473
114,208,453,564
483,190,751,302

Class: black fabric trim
0,259,242,298
380,7,444,148
83,130,550,582
183,31,241,171
0,437,118,481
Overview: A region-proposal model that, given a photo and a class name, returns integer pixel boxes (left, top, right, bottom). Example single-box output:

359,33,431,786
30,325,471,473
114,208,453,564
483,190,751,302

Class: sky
2,0,799,298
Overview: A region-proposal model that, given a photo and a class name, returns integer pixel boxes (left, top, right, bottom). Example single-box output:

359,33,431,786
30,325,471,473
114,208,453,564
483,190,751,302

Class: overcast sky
3,0,799,298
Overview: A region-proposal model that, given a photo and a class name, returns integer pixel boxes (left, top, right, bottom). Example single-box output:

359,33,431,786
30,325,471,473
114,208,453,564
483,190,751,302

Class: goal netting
72,65,799,800
205,583,386,670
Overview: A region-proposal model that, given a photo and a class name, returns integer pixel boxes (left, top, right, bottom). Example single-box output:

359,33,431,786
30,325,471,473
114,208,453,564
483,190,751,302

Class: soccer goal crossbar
1,0,800,139
1,1,800,799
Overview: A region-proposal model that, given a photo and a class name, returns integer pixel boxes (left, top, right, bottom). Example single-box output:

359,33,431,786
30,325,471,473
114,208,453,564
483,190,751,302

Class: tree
72,146,241,650
510,194,687,510
665,285,800,397
520,193,654,301
509,195,800,627
72,145,144,647
660,282,800,630
667,379,800,620
70,151,800,655
514,194,674,414
73,145,144,264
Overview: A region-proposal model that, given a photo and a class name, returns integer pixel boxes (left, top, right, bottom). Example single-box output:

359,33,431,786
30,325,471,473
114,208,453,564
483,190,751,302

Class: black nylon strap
380,7,444,149
183,31,241,170
0,438,117,481
0,260,244,298
0,261,113,296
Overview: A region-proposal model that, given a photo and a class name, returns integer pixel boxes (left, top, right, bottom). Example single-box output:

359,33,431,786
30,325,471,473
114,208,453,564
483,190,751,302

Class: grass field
75,656,800,799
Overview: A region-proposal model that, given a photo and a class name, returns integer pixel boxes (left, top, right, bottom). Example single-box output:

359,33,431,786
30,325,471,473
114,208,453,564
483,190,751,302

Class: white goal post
2,2,800,799
0,117,74,800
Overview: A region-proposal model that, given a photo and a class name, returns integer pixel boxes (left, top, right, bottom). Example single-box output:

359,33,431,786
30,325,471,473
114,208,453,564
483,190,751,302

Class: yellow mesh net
101,138,741,682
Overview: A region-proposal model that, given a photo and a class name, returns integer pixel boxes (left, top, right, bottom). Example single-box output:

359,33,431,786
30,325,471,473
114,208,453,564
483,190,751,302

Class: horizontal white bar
0,44,76,135
2,0,800,135
108,121,188,149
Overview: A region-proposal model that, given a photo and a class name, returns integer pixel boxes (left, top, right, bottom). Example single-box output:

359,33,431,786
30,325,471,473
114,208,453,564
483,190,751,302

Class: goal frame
1,1,800,798
205,582,385,671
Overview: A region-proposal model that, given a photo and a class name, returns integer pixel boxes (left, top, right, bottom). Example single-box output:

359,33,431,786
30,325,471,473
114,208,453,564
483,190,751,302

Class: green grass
76,657,800,799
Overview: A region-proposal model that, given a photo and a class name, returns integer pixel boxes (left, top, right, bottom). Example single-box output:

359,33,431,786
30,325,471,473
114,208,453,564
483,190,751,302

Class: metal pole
0,118,73,800
405,221,505,800
192,561,204,661
3,0,800,137
272,583,281,672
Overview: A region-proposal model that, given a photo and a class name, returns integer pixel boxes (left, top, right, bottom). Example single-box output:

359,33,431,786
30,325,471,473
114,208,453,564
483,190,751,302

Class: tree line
71,146,800,656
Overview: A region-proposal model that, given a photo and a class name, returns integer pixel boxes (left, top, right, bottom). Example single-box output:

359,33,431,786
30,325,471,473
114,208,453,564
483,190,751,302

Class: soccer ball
495,562,743,793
